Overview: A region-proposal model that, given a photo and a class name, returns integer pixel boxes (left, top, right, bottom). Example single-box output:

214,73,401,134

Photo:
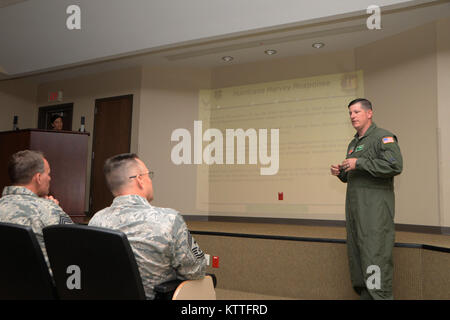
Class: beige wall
139,66,211,213
210,49,357,221
0,78,37,131
355,23,439,226
36,67,142,211
1,18,449,228
436,17,450,228
209,22,442,226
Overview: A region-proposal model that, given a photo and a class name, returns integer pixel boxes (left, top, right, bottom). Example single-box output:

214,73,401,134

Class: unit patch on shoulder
382,137,395,144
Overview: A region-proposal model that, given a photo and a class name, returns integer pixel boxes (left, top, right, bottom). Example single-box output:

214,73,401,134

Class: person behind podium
0,150,73,269
50,114,63,131
88,153,206,299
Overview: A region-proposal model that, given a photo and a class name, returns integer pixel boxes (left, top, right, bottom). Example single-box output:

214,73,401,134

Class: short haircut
8,150,45,185
50,114,63,124
348,98,372,110
103,153,140,194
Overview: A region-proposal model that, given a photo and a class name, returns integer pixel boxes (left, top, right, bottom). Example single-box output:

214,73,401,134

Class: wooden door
89,95,133,215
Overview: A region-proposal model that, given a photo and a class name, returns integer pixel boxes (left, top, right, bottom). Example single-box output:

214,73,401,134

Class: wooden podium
0,129,89,223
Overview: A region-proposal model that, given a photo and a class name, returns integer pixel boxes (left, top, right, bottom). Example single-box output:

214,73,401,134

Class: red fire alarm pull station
278,192,283,200
212,256,219,268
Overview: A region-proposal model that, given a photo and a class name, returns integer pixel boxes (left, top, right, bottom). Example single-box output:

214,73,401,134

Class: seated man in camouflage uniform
88,153,206,299
0,150,73,268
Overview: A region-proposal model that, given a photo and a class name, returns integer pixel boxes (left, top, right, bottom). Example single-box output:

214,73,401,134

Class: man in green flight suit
331,98,403,300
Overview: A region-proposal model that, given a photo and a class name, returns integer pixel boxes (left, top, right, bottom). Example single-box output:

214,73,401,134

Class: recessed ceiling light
222,56,234,62
264,49,277,55
312,42,325,49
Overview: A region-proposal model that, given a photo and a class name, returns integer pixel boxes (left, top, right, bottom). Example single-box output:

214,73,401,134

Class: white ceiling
1,0,449,83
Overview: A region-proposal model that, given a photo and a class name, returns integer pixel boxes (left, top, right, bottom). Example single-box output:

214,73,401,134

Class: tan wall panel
436,17,450,228
138,66,211,213
355,23,439,226
422,250,450,299
392,247,423,299
195,233,448,299
195,234,358,299
0,78,37,132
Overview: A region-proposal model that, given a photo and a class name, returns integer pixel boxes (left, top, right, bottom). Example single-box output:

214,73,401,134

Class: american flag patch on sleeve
383,137,395,144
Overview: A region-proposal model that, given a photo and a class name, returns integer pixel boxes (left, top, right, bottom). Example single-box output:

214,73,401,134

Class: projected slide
196,71,364,220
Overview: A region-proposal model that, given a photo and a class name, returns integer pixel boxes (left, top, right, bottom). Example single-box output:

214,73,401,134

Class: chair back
172,275,216,300
43,224,146,300
0,222,56,300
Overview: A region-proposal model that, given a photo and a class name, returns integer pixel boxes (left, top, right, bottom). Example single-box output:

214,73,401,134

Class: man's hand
330,164,341,176
341,158,357,172
45,195,60,206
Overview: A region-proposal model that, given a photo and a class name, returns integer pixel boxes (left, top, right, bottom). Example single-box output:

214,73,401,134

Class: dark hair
348,98,372,110
50,114,63,124
8,150,45,185
103,153,140,193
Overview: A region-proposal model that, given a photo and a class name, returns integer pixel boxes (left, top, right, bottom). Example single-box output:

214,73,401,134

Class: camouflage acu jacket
0,186,73,269
88,194,206,299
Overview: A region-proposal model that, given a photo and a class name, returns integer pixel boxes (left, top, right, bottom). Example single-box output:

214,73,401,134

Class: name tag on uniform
355,145,364,152
383,137,395,144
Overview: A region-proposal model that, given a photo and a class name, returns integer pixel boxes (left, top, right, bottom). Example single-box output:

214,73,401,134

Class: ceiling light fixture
264,49,277,55
312,42,325,49
222,56,234,62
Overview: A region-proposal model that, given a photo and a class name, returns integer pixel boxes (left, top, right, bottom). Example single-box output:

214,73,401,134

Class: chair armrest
206,273,217,288
154,273,217,300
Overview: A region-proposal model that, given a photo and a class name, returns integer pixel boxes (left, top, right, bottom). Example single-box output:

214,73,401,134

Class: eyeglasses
129,171,154,180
